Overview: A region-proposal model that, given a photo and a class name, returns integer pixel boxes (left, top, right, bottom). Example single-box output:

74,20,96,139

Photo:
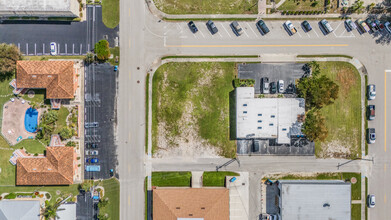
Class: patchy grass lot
152,62,236,158
315,62,361,159
154,0,258,14
278,0,325,11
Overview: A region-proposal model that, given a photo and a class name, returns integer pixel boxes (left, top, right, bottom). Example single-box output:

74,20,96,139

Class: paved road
118,3,391,220
0,6,118,55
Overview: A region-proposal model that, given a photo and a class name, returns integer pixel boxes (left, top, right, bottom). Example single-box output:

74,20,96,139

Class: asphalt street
0,6,118,55
123,1,391,220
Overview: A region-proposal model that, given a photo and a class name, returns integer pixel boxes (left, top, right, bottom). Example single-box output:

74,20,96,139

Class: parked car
302,20,312,32
385,22,391,34
375,20,384,31
320,19,333,34
345,19,357,31
366,18,379,32
188,21,198,33
284,20,297,35
278,80,284,93
91,158,99,163
367,195,376,208
85,150,90,156
50,42,57,56
91,143,98,148
270,82,277,94
85,158,90,163
230,21,243,36
357,19,370,33
367,105,375,120
367,128,376,144
367,84,376,100
85,122,99,128
91,150,99,155
206,20,218,35
262,77,270,94
256,20,270,35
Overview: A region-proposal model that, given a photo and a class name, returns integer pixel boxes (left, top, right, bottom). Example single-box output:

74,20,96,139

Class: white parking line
179,36,188,39
243,27,250,38
43,43,45,54
26,43,28,55
313,29,320,38
198,29,205,38
34,43,36,55
221,24,233,38
80,44,83,54
245,23,258,38
334,21,343,32
217,29,223,38
176,23,183,33
297,31,302,38
65,43,67,54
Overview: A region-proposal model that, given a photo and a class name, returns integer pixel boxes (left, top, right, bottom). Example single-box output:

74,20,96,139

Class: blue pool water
24,108,38,133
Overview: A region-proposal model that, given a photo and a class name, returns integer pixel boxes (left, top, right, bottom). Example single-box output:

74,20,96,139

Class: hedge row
233,79,255,88
282,10,325,15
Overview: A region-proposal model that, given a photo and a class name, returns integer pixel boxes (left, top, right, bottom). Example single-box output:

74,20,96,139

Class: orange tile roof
153,188,229,220
16,61,75,99
16,147,74,185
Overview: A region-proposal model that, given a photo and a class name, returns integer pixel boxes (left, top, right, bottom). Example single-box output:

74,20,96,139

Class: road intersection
119,1,391,219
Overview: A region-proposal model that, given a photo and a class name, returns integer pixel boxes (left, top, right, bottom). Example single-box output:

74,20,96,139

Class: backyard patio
1,99,42,145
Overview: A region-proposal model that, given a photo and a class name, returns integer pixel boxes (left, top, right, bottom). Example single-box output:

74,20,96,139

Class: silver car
367,84,376,100
278,80,284,93
367,194,375,208
50,42,57,56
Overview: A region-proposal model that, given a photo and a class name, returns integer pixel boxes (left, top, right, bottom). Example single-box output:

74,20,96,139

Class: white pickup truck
284,20,297,35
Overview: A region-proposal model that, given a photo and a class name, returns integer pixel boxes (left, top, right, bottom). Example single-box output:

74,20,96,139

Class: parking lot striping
176,23,183,33
73,44,75,55
26,43,28,55
80,44,83,54
333,21,344,32
198,28,205,38
34,43,36,55
43,43,45,54
245,22,258,38
217,29,223,38
165,44,349,48
385,70,388,152
243,27,250,38
179,36,188,39
65,43,67,54
297,31,302,38
221,24,233,39
313,29,320,38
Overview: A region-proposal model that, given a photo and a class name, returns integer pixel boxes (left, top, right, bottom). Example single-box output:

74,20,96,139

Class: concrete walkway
226,172,249,220
191,171,204,188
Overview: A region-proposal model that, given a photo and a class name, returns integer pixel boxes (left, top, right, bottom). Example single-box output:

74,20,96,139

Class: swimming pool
24,108,38,133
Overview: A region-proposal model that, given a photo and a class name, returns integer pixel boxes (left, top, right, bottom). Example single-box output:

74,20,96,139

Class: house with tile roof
16,146,75,185
16,61,78,100
153,188,229,220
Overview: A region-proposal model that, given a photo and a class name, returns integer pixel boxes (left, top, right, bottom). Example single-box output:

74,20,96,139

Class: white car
91,150,99,155
284,21,297,35
50,42,57,56
385,22,391,34
85,150,90,156
367,194,375,208
278,80,284,93
367,84,376,100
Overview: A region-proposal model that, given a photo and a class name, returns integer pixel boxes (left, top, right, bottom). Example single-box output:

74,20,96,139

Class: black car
270,82,277,94
188,21,198,33
302,20,312,32
256,20,270,35
91,143,98,148
206,20,218,35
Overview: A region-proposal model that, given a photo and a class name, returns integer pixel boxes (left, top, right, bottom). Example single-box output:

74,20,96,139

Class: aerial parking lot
163,19,391,45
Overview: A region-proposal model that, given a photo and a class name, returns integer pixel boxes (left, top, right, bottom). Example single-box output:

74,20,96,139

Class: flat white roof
278,180,351,220
0,0,73,12
235,87,305,144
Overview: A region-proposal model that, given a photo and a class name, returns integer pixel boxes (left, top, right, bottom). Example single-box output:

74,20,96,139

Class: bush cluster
233,79,255,88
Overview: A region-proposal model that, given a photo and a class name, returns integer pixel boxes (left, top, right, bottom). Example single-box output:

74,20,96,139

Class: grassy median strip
145,74,149,154
315,62,361,159
351,204,361,220
152,172,192,187
364,75,368,156
365,177,368,220
102,0,119,28
155,0,258,14
203,171,239,187
163,17,257,22
161,55,258,60
99,178,120,220
297,54,353,59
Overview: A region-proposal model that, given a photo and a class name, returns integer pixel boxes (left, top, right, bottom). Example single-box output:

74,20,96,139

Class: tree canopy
302,109,328,142
297,67,339,109
94,40,110,62
0,43,21,75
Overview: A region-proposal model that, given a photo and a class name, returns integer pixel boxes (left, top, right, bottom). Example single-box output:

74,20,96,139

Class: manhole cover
351,177,357,184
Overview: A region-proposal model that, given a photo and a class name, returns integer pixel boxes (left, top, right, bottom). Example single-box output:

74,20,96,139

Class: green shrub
94,40,110,62
5,193,16,199
59,127,73,140
45,193,51,199
233,79,255,88
66,141,76,147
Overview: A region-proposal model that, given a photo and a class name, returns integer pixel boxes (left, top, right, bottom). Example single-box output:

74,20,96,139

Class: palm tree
42,203,60,219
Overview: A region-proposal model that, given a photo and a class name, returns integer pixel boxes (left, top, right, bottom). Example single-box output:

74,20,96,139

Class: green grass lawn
102,0,119,28
152,172,191,187
0,136,15,186
278,0,325,11
0,77,14,119
23,55,85,61
154,0,258,14
315,62,361,159
203,171,239,187
109,47,119,66
53,107,70,134
351,204,361,220
14,139,45,155
0,184,79,205
152,62,237,157
265,172,361,200
99,178,120,220
19,89,45,104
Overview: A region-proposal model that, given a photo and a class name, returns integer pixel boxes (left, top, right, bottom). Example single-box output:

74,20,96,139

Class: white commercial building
0,0,79,18
236,87,305,144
